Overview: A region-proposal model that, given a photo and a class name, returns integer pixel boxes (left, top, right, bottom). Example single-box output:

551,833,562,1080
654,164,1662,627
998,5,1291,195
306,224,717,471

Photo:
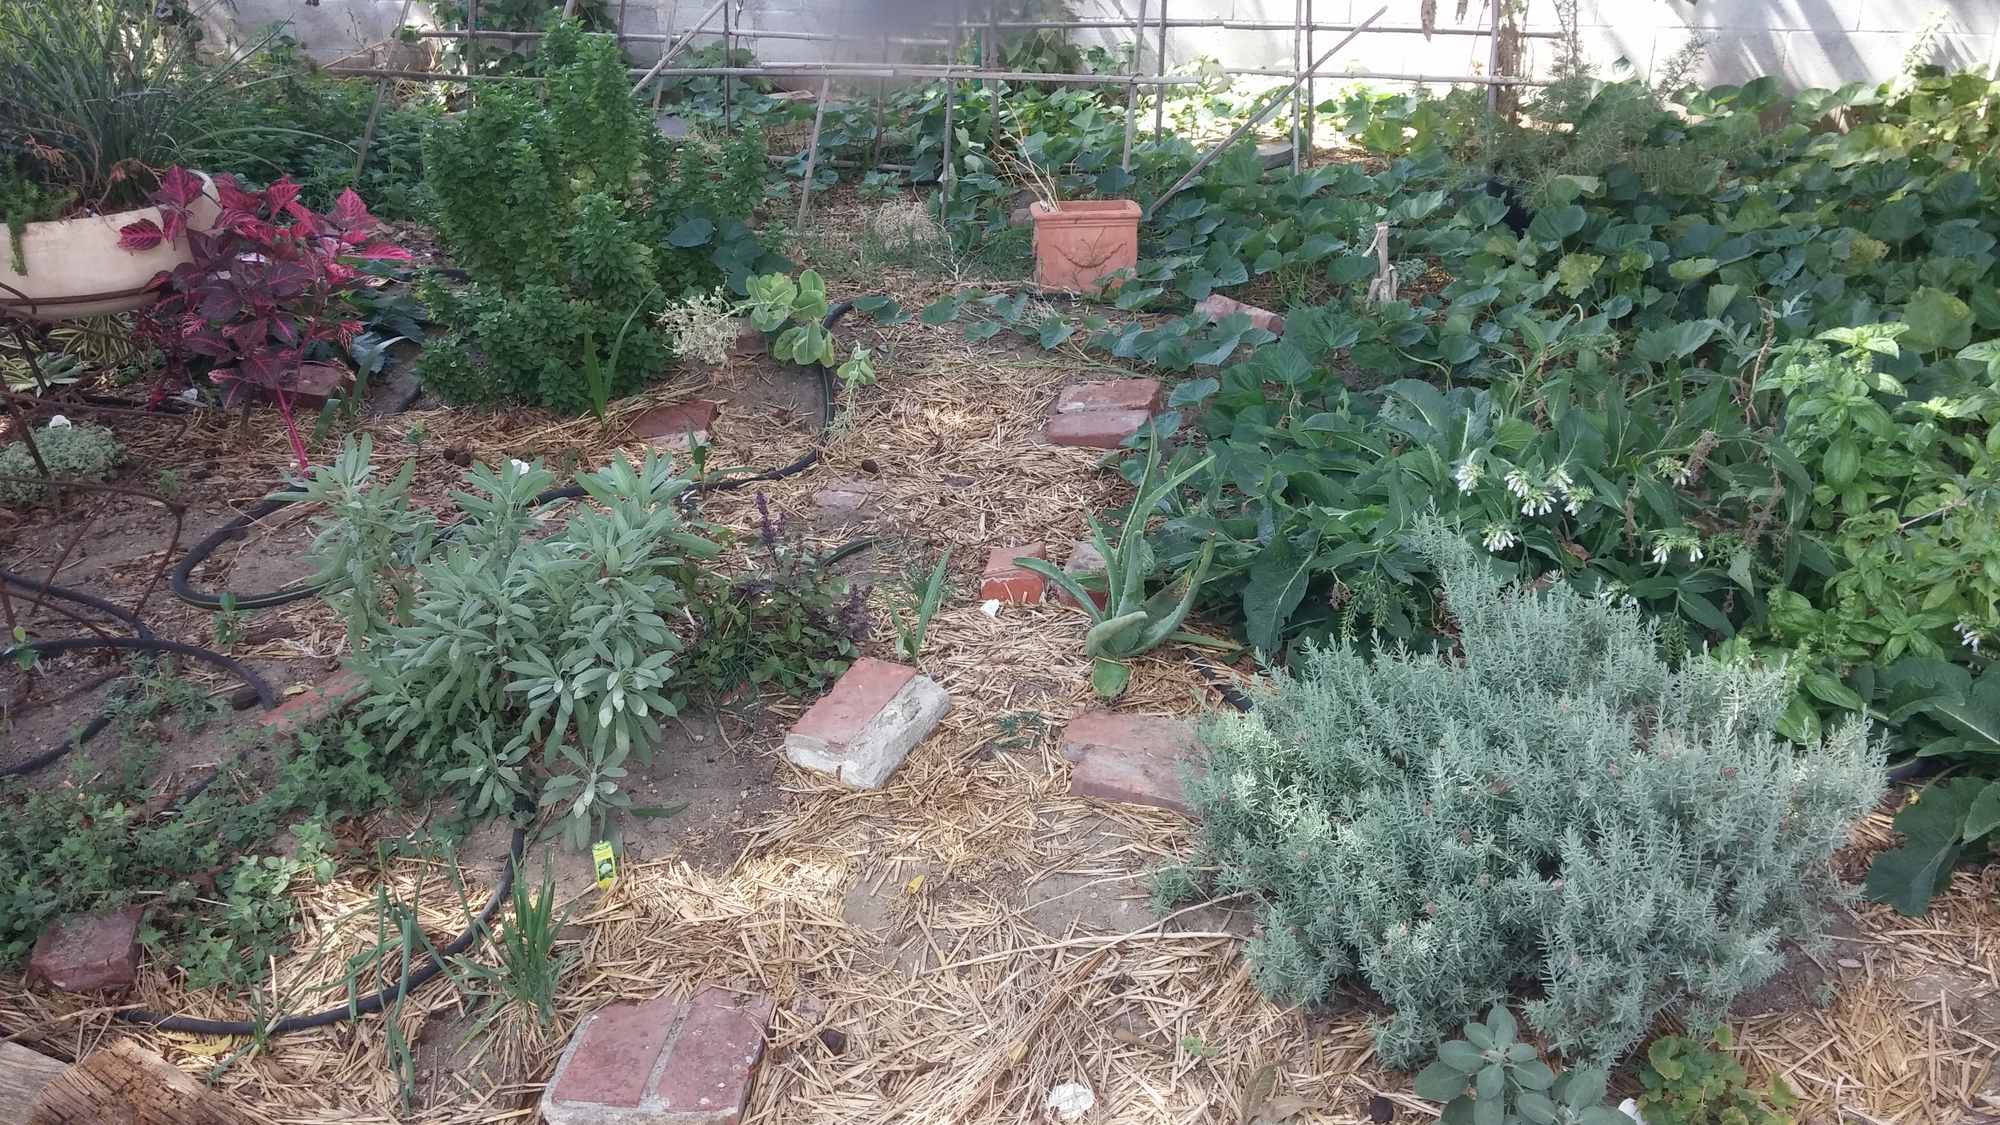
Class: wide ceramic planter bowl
1030,199,1140,294
0,173,220,321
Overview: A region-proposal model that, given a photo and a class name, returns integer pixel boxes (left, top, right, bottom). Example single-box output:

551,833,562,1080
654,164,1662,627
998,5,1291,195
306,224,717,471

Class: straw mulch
3,200,1998,1124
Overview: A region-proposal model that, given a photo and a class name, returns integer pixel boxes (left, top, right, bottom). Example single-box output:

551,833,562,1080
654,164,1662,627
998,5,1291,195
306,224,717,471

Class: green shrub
418,18,777,412
299,445,723,847
1168,521,1883,1067
1413,1005,1627,1125
0,421,123,505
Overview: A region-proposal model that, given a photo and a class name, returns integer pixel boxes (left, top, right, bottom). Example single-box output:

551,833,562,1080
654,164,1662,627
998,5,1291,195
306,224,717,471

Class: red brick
29,908,143,992
1054,379,1163,416
1062,710,1201,815
257,669,367,735
1045,408,1154,448
550,998,681,1109
790,657,915,747
1055,540,1109,610
656,987,777,1117
1196,294,1286,337
980,544,1048,604
544,988,776,1125
631,400,721,451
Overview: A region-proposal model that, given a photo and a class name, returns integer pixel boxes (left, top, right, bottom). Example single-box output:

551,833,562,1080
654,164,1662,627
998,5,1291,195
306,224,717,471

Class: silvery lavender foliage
1174,521,1883,1068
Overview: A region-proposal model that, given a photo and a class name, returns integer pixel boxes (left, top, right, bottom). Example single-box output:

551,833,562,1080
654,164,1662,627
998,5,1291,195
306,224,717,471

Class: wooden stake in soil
795,79,834,230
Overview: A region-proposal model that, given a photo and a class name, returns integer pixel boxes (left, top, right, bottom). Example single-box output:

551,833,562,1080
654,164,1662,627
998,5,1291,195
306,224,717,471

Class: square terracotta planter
1030,199,1140,294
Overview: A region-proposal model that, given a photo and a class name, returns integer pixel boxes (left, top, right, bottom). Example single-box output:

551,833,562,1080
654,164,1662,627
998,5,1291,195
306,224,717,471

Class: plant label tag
591,840,616,892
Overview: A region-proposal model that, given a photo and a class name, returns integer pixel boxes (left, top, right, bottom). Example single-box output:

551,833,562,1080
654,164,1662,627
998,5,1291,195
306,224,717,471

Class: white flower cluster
1649,530,1706,565
1956,617,1987,654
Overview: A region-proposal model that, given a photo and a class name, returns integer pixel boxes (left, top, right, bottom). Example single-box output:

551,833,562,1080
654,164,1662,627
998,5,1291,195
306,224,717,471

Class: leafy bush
417,19,777,412
1167,522,1883,1067
0,0,236,218
0,420,123,505
300,445,723,847
1638,1028,1799,1125
124,169,410,464
184,41,443,220
0,719,391,988
676,492,868,698
1413,1005,1626,1125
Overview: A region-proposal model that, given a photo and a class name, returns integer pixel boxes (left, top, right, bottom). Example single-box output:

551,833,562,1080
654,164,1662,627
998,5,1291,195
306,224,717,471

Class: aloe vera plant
1020,447,1218,699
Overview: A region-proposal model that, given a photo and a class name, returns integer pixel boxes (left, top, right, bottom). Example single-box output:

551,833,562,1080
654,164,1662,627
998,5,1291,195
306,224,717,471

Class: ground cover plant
1164,521,1884,1068
417,18,779,413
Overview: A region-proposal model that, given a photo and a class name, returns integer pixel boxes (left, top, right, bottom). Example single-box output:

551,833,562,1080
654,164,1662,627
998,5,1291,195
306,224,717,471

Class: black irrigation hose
108,823,527,1036
0,637,275,779
6,296,873,1035
1,568,157,640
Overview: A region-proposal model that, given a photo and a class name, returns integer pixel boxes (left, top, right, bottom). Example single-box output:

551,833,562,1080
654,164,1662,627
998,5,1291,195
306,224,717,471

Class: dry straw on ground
3,194,1997,1124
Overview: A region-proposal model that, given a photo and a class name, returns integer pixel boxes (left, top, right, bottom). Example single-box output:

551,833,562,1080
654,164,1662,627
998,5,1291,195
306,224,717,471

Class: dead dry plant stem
929,893,1251,973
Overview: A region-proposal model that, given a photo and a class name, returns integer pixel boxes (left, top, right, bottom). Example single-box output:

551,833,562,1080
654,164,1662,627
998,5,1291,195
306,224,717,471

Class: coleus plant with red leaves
121,168,411,467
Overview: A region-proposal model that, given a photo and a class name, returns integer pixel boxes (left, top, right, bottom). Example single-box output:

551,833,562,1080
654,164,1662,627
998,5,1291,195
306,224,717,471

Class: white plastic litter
981,598,1002,618
510,458,532,474
1618,1098,1647,1125
45,414,71,429
1046,1082,1095,1121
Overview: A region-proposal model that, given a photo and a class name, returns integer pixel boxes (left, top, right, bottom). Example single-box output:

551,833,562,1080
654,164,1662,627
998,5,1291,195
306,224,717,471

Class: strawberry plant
123,168,410,467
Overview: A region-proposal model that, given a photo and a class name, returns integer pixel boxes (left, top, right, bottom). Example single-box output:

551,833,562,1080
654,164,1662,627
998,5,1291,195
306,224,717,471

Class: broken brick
1053,379,1163,416
1062,710,1203,816
1196,293,1286,337
785,658,951,788
257,668,367,736
29,908,144,992
980,544,1048,604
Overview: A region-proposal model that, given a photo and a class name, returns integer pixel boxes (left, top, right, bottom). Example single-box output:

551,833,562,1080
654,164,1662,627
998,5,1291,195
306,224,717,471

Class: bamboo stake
628,0,728,94
1291,0,1305,174
795,79,832,229
1153,0,1169,137
1123,0,1148,171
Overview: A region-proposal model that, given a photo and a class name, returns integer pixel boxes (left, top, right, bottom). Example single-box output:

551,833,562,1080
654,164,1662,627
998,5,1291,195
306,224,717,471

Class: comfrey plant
1166,519,1883,1067
299,446,723,847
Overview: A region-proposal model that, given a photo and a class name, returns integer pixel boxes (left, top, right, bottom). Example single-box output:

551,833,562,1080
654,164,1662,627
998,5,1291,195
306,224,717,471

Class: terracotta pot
0,173,220,322
1030,199,1140,294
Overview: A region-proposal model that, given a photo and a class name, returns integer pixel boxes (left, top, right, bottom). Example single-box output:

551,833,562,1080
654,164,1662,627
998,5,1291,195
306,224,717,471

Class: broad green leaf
666,215,715,247
1864,777,1986,915
1415,1061,1468,1101
1903,286,1973,353
1242,528,1318,654
1668,257,1719,281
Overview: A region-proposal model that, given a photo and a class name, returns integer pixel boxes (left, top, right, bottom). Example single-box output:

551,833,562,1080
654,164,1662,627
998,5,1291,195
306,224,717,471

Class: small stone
543,987,776,1125
1055,541,1109,610
1838,958,1862,969
980,543,1048,604
631,400,721,451
257,668,368,736
816,1027,849,1055
1196,293,1286,337
785,657,951,789
1009,206,1034,228
29,908,144,992
731,318,767,358
656,112,691,139
1062,709,1202,815
1256,140,1294,170
813,480,883,519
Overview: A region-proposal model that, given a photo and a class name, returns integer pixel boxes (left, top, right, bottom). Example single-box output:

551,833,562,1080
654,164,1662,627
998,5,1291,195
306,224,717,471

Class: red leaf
157,167,205,208
349,241,413,262
264,178,302,217
118,218,165,251
328,188,376,232
215,178,261,216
